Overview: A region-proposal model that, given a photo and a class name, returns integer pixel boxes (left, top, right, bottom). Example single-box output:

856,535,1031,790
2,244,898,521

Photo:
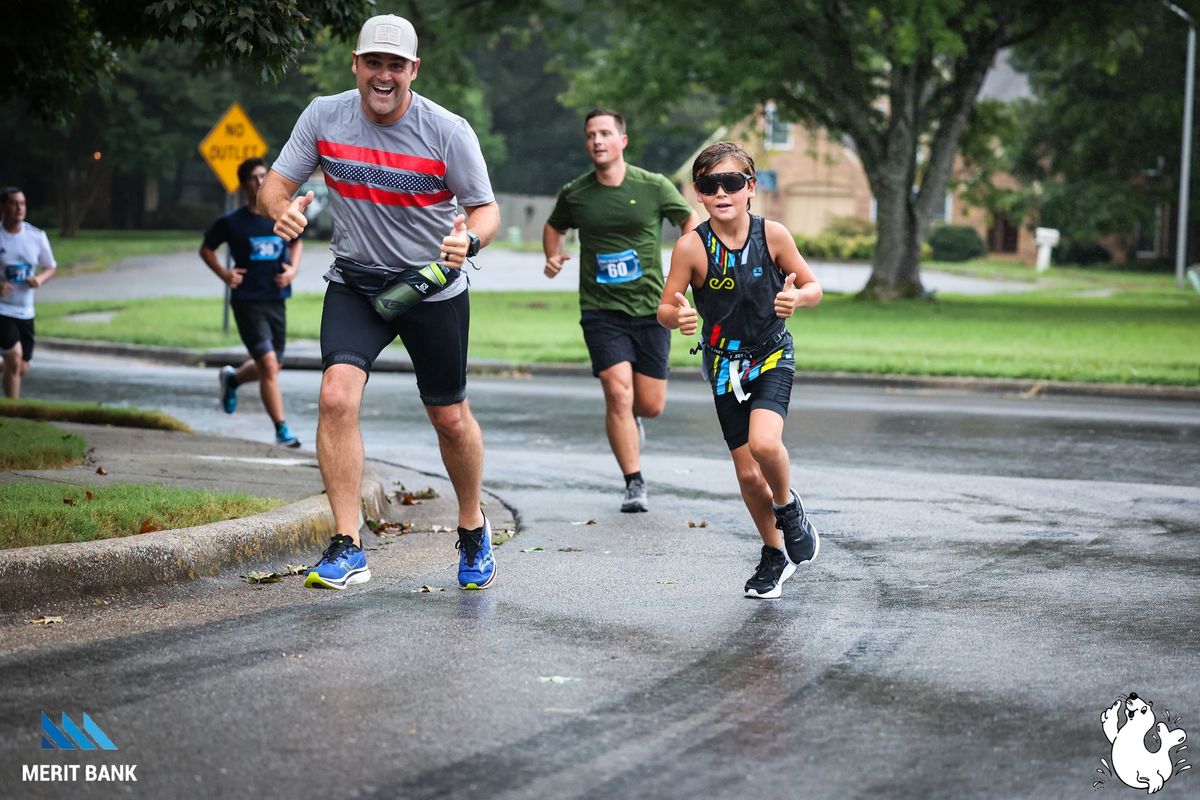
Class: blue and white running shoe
275,422,301,448
456,517,496,590
304,534,371,590
219,365,238,414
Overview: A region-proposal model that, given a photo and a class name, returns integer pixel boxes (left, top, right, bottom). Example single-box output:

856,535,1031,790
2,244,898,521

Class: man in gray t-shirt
260,14,501,593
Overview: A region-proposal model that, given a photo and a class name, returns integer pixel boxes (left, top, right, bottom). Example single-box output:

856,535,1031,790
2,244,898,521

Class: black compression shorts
320,280,470,406
712,367,795,450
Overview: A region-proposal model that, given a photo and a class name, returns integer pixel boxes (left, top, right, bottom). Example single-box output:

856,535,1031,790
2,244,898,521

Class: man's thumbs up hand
441,214,470,269
274,191,314,240
675,291,698,335
774,271,799,318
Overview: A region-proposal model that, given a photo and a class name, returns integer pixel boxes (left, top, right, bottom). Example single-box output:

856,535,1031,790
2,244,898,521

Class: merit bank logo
40,711,117,750
22,712,138,784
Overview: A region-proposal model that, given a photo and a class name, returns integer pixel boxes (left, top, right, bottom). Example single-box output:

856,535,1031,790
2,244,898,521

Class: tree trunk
860,181,926,301
54,153,104,239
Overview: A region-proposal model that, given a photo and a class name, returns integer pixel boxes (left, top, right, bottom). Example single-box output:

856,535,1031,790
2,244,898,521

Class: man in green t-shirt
544,108,699,513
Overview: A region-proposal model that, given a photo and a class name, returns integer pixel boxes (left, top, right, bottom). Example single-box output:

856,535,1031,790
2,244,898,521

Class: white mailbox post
1035,227,1060,273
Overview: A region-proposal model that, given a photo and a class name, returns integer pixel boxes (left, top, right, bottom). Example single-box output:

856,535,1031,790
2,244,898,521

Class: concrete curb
0,463,393,614
40,336,1200,402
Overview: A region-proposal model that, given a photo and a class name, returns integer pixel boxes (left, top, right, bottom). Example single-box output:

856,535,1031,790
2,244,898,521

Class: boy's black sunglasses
694,172,753,196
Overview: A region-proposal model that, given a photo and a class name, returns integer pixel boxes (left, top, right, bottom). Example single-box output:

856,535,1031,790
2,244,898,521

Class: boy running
658,141,822,599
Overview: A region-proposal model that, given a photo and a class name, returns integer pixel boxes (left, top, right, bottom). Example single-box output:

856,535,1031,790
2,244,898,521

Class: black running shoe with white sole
621,477,648,513
744,544,796,599
775,488,819,565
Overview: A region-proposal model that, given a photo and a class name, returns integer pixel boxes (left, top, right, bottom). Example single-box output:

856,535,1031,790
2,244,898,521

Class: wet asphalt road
2,354,1198,799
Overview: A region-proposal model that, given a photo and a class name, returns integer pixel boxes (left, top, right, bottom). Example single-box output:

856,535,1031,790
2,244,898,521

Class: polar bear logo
1099,693,1188,794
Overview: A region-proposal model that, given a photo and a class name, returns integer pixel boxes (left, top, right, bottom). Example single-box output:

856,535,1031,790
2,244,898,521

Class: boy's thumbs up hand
675,291,698,335
775,272,799,318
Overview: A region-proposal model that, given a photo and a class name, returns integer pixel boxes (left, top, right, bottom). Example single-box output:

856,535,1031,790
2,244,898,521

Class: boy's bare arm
658,235,703,332
766,220,823,315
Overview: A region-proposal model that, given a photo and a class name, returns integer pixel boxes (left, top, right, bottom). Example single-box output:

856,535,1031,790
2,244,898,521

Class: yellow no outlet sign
198,103,268,194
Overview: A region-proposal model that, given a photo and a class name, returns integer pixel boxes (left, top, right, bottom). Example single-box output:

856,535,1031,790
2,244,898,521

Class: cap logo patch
374,24,403,45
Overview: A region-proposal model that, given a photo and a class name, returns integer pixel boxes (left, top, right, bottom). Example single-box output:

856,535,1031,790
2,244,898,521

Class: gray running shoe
774,488,819,565
620,477,649,513
744,544,796,599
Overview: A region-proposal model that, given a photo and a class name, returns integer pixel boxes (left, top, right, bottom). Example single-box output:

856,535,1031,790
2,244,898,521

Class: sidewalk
0,422,442,613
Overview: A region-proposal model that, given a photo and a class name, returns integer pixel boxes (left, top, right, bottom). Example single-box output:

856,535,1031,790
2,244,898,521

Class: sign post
198,103,268,332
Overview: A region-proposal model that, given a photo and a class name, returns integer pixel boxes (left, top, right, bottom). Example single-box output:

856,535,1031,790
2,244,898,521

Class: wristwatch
466,231,481,258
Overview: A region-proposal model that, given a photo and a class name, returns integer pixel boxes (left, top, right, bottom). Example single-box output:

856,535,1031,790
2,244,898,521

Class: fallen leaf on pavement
430,524,453,533
538,676,578,684
413,585,445,593
521,546,545,553
411,487,440,500
96,466,108,476
27,616,64,625
570,519,597,526
687,520,708,528
399,493,421,505
657,579,677,585
284,564,308,575
558,546,582,552
246,571,282,584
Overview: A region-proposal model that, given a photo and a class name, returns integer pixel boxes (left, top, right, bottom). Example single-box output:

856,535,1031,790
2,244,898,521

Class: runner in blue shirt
200,158,304,447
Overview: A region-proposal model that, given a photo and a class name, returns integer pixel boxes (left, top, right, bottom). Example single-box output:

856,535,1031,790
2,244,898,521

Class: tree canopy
550,0,1178,298
1,0,370,124
1010,3,1198,262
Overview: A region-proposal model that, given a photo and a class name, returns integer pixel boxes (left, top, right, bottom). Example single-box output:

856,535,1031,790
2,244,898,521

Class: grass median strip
0,418,86,470
0,398,189,431
0,484,281,549
35,275,1200,385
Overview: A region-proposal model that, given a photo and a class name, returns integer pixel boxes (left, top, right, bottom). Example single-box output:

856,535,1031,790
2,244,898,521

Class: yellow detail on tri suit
707,276,736,290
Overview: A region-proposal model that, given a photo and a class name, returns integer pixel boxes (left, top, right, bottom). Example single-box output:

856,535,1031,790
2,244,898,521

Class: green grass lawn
0,417,86,470
48,230,200,274
36,279,1200,385
0,484,280,549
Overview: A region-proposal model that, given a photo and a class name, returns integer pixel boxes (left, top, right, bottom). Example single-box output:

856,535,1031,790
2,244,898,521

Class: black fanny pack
335,258,455,321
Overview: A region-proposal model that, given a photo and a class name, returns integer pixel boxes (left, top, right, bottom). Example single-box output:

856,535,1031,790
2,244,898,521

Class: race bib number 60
596,249,643,285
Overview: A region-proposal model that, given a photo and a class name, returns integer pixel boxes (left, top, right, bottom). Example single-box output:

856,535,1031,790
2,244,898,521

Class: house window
765,118,793,150
987,213,1019,253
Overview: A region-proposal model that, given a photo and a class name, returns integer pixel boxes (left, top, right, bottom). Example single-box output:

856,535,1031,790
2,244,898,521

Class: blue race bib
248,235,285,261
595,249,643,285
5,262,33,284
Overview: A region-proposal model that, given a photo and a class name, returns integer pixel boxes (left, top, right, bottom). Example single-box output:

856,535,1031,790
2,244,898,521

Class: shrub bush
927,224,986,262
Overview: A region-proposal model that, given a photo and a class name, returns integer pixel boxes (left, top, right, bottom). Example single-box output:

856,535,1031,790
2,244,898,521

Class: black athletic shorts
0,314,34,361
321,280,470,406
712,366,795,451
579,309,670,379
231,300,287,361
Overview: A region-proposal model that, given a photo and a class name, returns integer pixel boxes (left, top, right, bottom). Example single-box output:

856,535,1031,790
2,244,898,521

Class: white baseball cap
354,14,418,61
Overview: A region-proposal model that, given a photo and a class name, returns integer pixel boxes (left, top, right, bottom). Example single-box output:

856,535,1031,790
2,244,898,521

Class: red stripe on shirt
709,324,722,346
324,173,452,207
317,140,446,177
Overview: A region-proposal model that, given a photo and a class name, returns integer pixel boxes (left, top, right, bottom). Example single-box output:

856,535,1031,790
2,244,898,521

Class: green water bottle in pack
371,262,453,321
